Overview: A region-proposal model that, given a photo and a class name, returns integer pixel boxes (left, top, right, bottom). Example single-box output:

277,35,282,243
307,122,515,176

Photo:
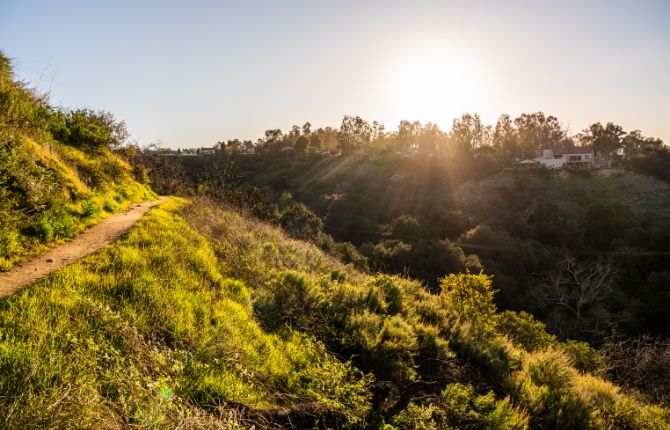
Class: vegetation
0,199,370,428
0,51,154,271
137,111,669,344
2,49,670,428
182,198,670,428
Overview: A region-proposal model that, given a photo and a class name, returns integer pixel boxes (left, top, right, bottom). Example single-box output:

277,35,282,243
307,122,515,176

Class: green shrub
496,310,557,352
80,200,100,218
560,340,604,373
440,273,497,332
513,348,592,429
103,197,119,213
50,208,76,238
391,383,528,429
30,217,54,241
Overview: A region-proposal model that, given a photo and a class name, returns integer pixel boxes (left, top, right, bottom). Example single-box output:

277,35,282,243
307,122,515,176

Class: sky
1,0,669,148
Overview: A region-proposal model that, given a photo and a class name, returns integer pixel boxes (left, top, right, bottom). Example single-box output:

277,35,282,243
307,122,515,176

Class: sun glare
389,55,480,124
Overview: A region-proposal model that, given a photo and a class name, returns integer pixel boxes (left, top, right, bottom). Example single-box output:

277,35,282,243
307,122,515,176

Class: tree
280,203,324,242
302,121,312,136
417,122,442,153
397,120,421,152
580,122,625,166
295,135,309,156
535,257,615,338
493,114,518,159
339,115,371,154
514,112,567,159
263,128,284,153
622,129,664,160
451,113,489,152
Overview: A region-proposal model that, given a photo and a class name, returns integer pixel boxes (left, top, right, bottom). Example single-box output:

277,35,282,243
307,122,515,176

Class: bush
391,383,528,429
80,200,100,218
30,217,54,241
513,348,592,429
560,340,603,373
440,273,497,332
51,109,128,150
496,310,557,352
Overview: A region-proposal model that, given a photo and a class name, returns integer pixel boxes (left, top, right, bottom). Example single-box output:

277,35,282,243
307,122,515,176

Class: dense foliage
183,198,670,428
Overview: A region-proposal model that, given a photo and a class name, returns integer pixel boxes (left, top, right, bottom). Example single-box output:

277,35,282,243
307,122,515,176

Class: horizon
1,0,669,148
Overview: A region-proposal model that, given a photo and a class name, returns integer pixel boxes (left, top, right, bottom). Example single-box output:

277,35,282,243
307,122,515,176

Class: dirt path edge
0,197,169,299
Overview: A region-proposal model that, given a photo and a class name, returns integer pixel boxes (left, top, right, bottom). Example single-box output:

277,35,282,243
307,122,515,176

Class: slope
0,51,155,271
184,199,670,429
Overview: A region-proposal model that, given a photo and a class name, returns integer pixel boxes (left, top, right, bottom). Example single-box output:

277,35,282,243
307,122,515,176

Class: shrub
346,312,418,383
80,200,100,218
30,217,54,241
440,273,497,332
391,383,528,429
50,208,76,238
496,310,557,352
513,348,592,429
51,108,128,150
560,340,604,373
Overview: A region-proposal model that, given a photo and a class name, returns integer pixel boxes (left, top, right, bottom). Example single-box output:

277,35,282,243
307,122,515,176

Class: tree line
216,112,665,168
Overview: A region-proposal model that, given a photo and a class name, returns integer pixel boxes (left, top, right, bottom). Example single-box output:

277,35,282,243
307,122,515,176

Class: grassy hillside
0,192,668,427
0,198,370,428
226,153,670,341
0,52,155,271
183,199,670,429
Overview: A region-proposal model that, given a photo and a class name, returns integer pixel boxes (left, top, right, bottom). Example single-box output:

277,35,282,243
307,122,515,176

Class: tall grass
0,198,370,428
184,198,670,429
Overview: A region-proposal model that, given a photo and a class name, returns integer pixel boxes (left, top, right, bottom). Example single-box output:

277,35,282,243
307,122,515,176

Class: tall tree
581,122,625,166
514,112,567,159
493,114,518,160
339,115,372,154
451,113,488,152
397,120,421,152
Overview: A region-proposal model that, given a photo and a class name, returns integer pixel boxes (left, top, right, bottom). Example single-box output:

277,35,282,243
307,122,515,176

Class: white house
198,147,216,156
535,146,594,169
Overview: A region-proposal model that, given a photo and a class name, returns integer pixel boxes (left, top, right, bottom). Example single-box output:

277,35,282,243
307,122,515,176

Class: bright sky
1,0,669,148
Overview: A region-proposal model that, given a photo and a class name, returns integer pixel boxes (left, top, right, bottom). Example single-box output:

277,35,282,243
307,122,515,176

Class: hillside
452,168,670,338
221,154,670,342
2,51,669,428
0,52,155,271
1,196,669,428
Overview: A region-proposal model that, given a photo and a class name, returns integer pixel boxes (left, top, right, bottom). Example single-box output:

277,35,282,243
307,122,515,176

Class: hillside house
536,146,594,169
199,147,216,156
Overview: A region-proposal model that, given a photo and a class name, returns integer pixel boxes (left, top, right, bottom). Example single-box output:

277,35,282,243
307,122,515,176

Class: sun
389,54,480,124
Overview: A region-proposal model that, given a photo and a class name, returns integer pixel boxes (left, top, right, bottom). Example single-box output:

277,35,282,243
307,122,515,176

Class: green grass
0,198,370,428
184,198,670,429
0,133,155,271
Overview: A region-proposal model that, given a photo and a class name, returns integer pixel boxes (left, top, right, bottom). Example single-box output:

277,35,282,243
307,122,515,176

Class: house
199,147,216,156
535,146,594,169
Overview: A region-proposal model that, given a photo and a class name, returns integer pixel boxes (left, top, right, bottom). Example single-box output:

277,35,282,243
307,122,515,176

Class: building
199,147,216,156
535,146,594,169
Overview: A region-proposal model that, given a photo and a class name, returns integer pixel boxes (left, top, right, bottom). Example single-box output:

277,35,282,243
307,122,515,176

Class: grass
184,198,670,429
0,132,155,271
0,195,668,428
0,198,371,428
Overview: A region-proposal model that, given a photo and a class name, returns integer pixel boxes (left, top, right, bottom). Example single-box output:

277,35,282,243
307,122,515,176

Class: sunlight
389,54,480,123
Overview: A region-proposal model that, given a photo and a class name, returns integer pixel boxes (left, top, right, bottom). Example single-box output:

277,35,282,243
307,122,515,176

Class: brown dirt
0,198,169,299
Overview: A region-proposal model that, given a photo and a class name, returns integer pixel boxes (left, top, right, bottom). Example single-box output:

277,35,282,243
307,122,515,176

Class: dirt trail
0,197,168,299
